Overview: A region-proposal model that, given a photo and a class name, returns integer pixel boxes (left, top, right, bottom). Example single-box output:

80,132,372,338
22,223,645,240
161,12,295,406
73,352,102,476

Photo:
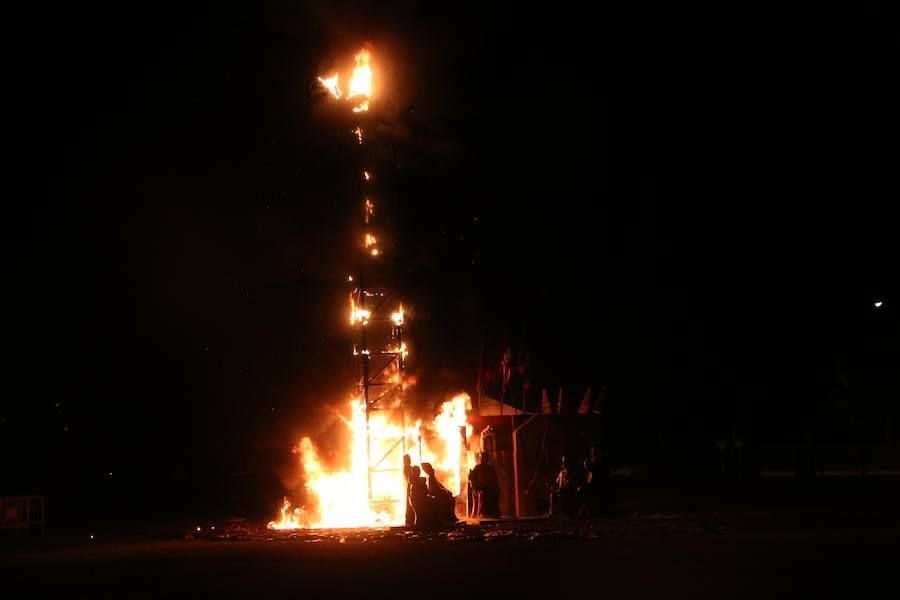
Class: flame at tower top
348,48,372,112
316,46,373,113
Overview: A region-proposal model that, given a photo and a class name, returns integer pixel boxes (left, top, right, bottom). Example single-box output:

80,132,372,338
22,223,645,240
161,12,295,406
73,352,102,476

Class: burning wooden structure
268,46,471,530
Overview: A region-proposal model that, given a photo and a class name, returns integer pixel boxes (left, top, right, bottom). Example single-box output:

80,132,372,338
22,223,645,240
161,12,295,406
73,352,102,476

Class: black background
4,2,896,521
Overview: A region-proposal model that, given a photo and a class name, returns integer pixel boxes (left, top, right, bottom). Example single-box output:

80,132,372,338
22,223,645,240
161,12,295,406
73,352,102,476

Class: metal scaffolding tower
351,158,408,514
351,280,407,511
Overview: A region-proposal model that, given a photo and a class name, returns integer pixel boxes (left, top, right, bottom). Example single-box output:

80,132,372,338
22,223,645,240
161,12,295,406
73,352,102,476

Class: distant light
348,275,354,282
874,300,883,309
90,535,94,540
108,472,113,477
371,248,380,256
196,526,201,532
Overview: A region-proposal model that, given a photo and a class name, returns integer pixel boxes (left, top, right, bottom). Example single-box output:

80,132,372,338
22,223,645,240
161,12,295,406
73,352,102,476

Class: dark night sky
5,3,896,512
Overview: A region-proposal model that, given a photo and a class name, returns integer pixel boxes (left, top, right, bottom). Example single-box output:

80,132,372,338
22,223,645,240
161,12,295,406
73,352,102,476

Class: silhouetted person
422,462,457,523
586,444,613,515
577,457,595,517
408,466,438,528
468,452,500,518
550,455,577,517
403,454,415,526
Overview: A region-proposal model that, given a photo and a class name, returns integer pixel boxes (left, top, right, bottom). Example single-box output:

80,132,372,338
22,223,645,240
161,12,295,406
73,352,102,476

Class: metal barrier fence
0,496,45,536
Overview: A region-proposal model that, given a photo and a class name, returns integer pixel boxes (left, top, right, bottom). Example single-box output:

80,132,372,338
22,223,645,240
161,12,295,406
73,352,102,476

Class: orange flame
317,73,343,99
364,231,380,256
348,49,373,112
388,342,408,361
317,48,372,112
349,296,371,325
316,46,373,113
268,393,471,529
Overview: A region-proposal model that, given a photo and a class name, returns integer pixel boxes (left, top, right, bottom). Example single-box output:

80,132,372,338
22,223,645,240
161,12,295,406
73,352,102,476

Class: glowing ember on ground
268,394,471,530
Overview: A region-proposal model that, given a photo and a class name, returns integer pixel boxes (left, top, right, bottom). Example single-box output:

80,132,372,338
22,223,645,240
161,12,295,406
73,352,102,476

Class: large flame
269,393,471,529
348,49,373,112
317,47,372,113
391,305,404,326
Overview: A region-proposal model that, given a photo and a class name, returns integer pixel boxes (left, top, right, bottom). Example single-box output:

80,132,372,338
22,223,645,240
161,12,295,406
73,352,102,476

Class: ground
4,508,899,598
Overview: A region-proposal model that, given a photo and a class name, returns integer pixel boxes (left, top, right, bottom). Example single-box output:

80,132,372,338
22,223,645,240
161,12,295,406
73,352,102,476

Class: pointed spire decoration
578,387,592,415
541,388,552,414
